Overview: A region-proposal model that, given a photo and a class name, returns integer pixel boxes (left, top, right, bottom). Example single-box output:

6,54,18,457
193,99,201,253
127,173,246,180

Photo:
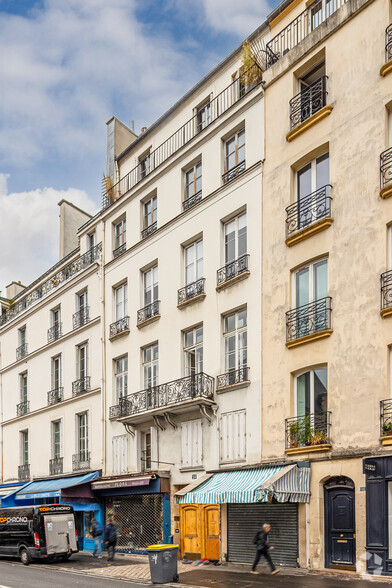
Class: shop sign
92,478,151,490
363,459,378,474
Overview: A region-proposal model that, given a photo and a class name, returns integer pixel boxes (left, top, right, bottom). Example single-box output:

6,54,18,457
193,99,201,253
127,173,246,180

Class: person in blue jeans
91,517,103,558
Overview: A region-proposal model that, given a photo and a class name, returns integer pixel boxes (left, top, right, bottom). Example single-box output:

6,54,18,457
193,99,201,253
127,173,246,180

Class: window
77,343,88,380
225,129,245,174
295,153,330,230
224,212,247,264
224,309,247,372
294,258,328,308
184,326,203,376
232,71,246,100
115,356,128,401
112,435,128,475
185,240,203,285
50,307,61,334
196,101,211,132
88,232,96,250
181,419,202,468
52,420,62,459
139,151,151,179
296,368,328,416
143,344,159,388
18,327,26,347
114,219,126,250
184,163,202,209
73,291,88,329
143,196,157,232
140,428,157,472
115,283,128,320
20,372,28,403
143,266,158,306
220,410,246,463
77,413,88,459
296,62,327,125
51,355,62,390
20,430,29,465
77,290,88,311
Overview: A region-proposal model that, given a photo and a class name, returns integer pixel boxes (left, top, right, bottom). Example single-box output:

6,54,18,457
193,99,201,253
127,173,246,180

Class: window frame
294,366,328,416
143,266,158,306
76,342,89,380
51,419,62,460
224,212,247,264
143,343,159,389
224,128,245,173
77,412,89,459
184,162,202,202
114,282,128,321
115,356,128,402
20,430,29,466
143,195,157,230
292,257,328,308
183,325,203,377
184,239,203,285
51,354,62,390
114,218,126,249
20,372,28,403
223,308,247,373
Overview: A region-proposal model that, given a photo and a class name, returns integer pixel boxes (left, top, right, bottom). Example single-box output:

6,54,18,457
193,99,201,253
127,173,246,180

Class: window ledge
380,60,392,77
380,435,392,446
286,105,334,143
285,444,331,455
286,329,333,349
380,184,392,199
136,314,161,329
381,307,392,318
285,217,333,247
109,329,130,342
216,380,251,394
216,271,250,292
179,466,205,472
177,293,206,310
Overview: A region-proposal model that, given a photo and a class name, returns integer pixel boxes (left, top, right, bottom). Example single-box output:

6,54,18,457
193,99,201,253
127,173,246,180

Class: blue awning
13,472,99,501
178,465,311,504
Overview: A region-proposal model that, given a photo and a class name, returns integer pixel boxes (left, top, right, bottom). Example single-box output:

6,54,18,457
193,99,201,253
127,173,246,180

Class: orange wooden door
180,505,201,558
203,505,220,560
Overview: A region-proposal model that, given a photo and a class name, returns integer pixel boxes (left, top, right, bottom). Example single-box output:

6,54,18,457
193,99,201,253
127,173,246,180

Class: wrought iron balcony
141,222,157,240
47,387,64,406
381,399,392,437
380,146,392,191
381,270,392,312
113,243,126,258
178,279,205,305
72,452,90,471
137,301,160,325
109,316,130,338
72,376,91,397
17,400,29,417
112,372,214,419
289,76,328,129
47,322,62,343
286,296,332,343
49,457,63,476
102,64,262,210
73,306,89,329
0,243,102,328
285,411,331,449
16,343,28,361
18,464,30,481
217,254,249,287
217,367,250,390
222,161,246,184
183,190,202,211
386,24,392,62
286,185,332,238
109,404,122,419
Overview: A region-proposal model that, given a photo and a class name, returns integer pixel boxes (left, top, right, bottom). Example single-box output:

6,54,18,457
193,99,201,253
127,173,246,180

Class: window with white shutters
181,419,203,468
220,410,246,464
112,435,128,475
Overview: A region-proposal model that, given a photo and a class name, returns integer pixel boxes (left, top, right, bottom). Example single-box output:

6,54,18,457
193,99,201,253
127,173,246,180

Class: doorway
180,504,220,560
324,477,356,569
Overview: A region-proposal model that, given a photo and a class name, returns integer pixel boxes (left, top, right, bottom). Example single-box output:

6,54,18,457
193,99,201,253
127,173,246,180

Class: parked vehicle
0,504,78,564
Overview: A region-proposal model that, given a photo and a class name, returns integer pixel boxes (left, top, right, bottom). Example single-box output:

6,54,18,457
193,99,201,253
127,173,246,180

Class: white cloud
0,173,97,297
201,0,272,36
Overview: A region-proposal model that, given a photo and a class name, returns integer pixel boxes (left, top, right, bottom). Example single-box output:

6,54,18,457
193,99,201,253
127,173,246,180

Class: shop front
91,473,171,553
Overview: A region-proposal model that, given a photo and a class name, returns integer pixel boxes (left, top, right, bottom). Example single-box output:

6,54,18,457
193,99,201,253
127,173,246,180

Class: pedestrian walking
250,523,280,575
104,517,117,561
91,517,103,558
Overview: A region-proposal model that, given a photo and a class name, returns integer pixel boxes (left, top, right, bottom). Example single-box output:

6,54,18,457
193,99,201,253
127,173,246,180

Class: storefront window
106,495,163,550
84,511,98,539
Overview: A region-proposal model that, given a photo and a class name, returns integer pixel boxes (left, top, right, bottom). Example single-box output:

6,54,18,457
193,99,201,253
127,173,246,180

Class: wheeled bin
147,544,179,584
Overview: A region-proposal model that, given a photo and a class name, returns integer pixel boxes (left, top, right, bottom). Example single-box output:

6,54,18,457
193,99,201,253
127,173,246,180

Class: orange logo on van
0,518,6,523
39,508,50,512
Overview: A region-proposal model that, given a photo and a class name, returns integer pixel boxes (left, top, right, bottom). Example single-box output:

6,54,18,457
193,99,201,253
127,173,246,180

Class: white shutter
194,419,203,466
150,426,158,469
181,422,191,468
112,436,119,474
112,435,128,474
181,420,202,467
220,410,246,463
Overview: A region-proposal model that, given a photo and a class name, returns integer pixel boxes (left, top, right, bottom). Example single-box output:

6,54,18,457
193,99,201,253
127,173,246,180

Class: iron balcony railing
109,404,122,419
183,190,202,211
110,316,130,337
266,0,347,68
286,411,331,449
16,343,28,361
222,161,246,184
0,244,102,328
17,400,29,417
286,185,332,238
47,322,62,343
217,366,250,389
381,399,392,436
72,376,91,397
73,306,89,329
72,452,90,471
49,457,63,476
380,146,392,190
47,387,64,406
286,296,332,342
111,372,214,419
18,464,30,481
290,76,328,129
141,222,157,240
381,270,392,311
217,254,249,287
102,64,262,209
386,24,392,62
113,243,126,258
178,278,205,305
137,300,160,324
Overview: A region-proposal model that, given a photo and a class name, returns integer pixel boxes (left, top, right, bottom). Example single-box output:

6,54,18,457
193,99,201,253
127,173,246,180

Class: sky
0,0,277,297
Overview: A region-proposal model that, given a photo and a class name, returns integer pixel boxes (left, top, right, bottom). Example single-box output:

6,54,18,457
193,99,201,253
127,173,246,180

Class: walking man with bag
91,517,103,558
104,517,117,561
251,523,280,575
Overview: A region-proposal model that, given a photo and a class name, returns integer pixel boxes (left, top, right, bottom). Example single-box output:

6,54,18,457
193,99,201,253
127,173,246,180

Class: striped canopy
178,465,310,504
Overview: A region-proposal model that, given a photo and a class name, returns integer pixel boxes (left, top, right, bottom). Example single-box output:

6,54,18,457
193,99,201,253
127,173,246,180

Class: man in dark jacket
251,523,280,575
91,517,103,558
104,517,117,561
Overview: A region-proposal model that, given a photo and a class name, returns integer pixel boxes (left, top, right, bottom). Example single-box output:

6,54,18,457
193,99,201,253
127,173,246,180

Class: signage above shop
363,459,379,475
91,476,153,490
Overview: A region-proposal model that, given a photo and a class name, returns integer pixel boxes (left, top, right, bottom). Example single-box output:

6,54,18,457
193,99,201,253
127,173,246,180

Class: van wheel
20,547,31,566
61,554,72,561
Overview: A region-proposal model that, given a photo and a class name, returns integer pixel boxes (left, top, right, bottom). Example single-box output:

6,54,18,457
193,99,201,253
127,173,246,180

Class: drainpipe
306,501,310,568
100,220,107,476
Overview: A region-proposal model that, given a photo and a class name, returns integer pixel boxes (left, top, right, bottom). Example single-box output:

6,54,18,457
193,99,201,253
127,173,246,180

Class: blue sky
0,0,277,293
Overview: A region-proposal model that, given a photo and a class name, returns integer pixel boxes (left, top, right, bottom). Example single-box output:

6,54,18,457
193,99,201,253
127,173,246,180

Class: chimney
106,116,138,180
6,281,26,299
140,126,148,134
58,200,92,259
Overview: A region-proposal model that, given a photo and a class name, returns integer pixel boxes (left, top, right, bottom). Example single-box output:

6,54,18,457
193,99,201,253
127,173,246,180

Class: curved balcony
216,254,249,290
109,316,130,339
285,185,333,245
289,76,328,129
47,322,62,343
381,270,392,317
47,387,64,406
286,296,332,347
285,411,331,453
16,343,28,361
380,147,392,197
73,306,89,329
178,278,205,307
137,301,160,327
72,376,91,397
17,400,29,417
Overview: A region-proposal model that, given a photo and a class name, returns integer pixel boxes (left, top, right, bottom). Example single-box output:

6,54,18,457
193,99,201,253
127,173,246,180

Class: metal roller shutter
227,503,298,567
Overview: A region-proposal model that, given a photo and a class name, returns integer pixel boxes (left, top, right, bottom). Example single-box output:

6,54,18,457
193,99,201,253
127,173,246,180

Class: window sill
285,444,331,455
177,293,206,310
109,329,130,342
380,435,392,446
286,105,334,143
179,466,205,472
380,184,392,199
381,306,392,318
380,60,392,77
286,328,333,349
216,271,250,292
217,380,250,394
285,217,333,247
136,314,161,329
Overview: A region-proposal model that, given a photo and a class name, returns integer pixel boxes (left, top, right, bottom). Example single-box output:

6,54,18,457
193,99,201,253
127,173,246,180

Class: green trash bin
147,544,179,584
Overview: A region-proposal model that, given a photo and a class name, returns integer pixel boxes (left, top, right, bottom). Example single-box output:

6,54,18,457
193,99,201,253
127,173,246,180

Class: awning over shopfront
11,472,99,501
177,465,311,504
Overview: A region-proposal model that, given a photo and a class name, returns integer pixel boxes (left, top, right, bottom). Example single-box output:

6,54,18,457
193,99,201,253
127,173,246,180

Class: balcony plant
310,430,328,445
102,174,120,203
240,41,263,90
383,422,392,436
289,422,300,448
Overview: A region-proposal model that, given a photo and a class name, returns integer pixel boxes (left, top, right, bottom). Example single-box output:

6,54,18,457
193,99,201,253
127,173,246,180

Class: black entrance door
324,477,356,569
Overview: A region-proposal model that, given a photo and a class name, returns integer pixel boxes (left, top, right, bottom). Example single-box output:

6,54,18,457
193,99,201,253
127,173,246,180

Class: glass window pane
297,372,311,416
314,368,328,413
196,326,203,343
314,260,328,300
185,331,194,347
238,309,247,328
225,313,236,333
316,153,329,190
296,267,310,307
297,164,312,199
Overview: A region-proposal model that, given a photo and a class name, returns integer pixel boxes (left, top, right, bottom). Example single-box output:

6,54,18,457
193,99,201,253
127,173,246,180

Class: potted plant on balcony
310,430,328,445
383,422,392,436
240,41,263,91
289,422,300,448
